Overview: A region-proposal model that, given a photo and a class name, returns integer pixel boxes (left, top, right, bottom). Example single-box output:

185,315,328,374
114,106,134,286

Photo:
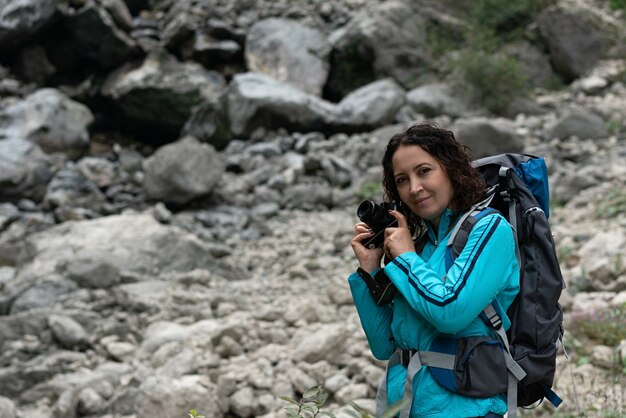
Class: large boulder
451,117,523,158
101,51,226,140
330,78,405,131
226,73,405,138
0,88,94,159
0,0,56,49
406,82,473,118
501,40,555,89
62,1,136,69
226,72,334,137
142,136,225,205
325,0,429,99
17,212,216,278
545,107,608,140
537,7,606,81
245,18,331,96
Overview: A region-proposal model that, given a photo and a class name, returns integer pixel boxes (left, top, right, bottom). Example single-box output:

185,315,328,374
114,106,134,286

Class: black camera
357,200,403,249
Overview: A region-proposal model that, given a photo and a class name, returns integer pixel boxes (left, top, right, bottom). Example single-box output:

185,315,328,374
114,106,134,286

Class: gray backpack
431,154,565,413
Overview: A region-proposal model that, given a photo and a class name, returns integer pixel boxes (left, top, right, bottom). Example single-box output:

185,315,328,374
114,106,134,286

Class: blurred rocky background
0,0,625,417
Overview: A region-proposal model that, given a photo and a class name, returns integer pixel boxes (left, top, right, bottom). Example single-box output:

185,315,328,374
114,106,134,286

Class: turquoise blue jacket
348,208,520,417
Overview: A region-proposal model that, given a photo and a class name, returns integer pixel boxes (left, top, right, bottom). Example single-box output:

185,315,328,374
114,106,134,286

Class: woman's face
391,145,454,230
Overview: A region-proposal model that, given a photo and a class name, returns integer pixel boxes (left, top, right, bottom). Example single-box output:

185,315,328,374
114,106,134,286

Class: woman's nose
409,180,423,195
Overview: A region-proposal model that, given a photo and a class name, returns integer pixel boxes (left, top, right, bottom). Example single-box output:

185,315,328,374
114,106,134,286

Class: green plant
557,244,574,261
280,386,336,418
452,50,530,114
610,0,626,11
187,410,205,418
607,117,625,135
279,385,411,418
568,303,626,348
358,181,383,201
469,0,545,35
426,21,465,59
595,188,626,218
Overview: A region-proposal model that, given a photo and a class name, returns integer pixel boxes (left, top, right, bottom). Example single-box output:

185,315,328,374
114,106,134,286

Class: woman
348,124,520,417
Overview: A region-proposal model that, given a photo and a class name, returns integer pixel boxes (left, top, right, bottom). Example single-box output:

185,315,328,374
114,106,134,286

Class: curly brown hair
381,123,486,237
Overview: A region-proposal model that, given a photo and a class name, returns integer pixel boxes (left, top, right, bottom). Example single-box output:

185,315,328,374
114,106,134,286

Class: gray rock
246,18,331,96
113,280,171,313
318,154,353,188
100,0,134,32
22,212,216,278
156,347,196,377
326,0,429,99
226,72,335,137
229,386,256,418
451,117,523,158
332,78,406,131
43,168,107,212
195,205,250,230
291,324,346,364
160,10,194,50
13,45,57,84
77,387,106,416
502,40,555,89
135,375,224,418
143,136,225,205
104,341,136,361
180,96,232,150
64,2,136,69
324,373,350,393
282,182,333,210
10,277,79,314
0,134,51,200
335,383,370,404
64,257,121,289
48,314,89,348
0,89,93,159
227,73,403,138
77,157,116,188
579,231,626,286
406,82,473,118
0,0,56,48
0,396,16,418
546,107,608,140
102,51,226,139
537,7,606,81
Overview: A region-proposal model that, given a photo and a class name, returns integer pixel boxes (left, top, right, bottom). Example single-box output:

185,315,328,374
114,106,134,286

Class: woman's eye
418,168,431,176
395,177,406,185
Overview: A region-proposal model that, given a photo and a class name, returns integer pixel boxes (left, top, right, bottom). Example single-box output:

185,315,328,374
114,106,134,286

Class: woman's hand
384,210,415,259
351,222,384,272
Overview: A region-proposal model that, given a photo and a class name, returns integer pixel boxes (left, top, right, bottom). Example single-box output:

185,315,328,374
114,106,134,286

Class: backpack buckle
498,167,514,202
400,349,416,366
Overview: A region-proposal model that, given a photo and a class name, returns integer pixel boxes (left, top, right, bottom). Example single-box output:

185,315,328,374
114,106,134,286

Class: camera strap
356,267,380,292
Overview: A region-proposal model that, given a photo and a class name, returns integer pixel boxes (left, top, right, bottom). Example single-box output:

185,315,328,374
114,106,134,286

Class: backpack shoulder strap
444,188,498,271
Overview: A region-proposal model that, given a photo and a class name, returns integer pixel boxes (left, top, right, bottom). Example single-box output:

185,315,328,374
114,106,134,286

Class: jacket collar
425,208,457,243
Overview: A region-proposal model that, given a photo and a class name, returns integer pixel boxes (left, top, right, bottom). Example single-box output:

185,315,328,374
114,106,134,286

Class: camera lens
357,200,386,227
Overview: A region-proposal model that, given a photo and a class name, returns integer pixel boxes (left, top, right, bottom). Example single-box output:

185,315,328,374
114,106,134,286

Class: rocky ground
1,0,626,417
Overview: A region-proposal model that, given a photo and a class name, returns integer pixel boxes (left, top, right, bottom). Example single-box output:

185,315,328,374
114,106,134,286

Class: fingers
355,222,371,235
388,210,408,228
351,224,375,248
